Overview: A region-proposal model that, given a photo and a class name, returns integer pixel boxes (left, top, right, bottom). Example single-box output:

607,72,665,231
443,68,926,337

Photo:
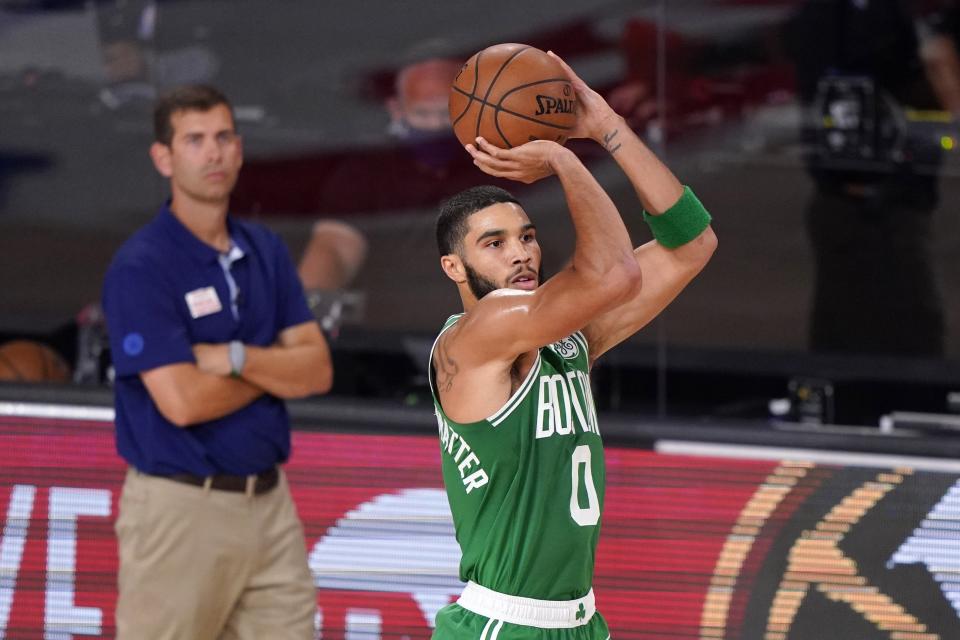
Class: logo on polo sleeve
122,333,144,356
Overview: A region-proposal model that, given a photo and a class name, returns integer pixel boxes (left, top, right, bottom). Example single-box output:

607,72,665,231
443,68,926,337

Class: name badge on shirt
185,286,223,319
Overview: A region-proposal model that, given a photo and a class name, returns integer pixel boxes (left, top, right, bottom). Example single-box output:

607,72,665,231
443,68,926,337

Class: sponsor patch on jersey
184,286,223,319
550,336,579,360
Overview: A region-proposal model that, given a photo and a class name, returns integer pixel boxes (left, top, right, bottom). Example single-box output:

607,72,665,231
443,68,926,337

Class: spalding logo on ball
449,43,577,149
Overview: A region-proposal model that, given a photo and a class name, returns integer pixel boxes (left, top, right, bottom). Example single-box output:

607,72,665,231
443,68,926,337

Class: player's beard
463,261,546,300
463,262,500,300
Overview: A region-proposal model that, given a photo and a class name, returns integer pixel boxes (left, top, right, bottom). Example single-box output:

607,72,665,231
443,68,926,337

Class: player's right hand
547,51,622,144
465,137,569,184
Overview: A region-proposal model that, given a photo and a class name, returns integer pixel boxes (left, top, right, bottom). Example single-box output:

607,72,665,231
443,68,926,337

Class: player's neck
169,195,231,254
458,284,479,312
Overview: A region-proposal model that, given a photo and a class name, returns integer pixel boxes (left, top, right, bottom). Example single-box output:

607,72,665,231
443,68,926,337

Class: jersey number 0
570,445,600,526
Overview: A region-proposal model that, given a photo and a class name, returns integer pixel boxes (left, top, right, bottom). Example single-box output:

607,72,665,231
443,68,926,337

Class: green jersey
429,314,604,600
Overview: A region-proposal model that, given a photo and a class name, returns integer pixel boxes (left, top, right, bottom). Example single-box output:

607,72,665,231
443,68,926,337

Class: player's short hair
437,185,520,256
153,85,234,145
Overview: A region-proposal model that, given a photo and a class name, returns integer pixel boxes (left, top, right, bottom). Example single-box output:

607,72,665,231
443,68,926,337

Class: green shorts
432,603,611,640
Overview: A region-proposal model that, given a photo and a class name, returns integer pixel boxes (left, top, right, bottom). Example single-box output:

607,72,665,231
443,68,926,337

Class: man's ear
149,142,173,178
235,134,244,169
440,254,466,284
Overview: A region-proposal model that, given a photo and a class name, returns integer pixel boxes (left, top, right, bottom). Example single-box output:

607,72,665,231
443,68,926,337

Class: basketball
0,340,71,383
449,43,577,149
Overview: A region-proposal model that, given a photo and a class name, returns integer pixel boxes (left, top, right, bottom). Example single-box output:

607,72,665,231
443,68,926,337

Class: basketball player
429,53,717,638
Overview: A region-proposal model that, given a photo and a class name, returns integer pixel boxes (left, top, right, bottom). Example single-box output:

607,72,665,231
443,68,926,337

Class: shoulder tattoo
435,335,459,393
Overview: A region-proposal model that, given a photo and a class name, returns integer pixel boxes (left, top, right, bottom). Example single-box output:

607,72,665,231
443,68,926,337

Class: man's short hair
153,84,233,146
436,185,520,256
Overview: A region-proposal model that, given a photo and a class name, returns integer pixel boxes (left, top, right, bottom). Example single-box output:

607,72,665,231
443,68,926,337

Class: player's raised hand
547,51,621,144
465,137,568,184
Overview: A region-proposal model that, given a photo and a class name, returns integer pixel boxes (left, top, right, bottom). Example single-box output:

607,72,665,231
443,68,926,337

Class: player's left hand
547,51,622,144
192,343,232,376
465,137,564,184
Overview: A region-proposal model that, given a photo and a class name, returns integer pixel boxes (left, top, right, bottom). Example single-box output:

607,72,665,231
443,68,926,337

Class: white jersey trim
571,331,589,360
428,314,543,429
486,352,541,427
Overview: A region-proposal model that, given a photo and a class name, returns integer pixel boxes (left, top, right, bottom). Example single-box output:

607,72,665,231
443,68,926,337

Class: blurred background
3,0,960,429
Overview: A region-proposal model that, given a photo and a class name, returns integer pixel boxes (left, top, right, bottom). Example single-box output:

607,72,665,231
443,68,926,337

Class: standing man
103,85,331,639
429,53,716,638
785,0,957,356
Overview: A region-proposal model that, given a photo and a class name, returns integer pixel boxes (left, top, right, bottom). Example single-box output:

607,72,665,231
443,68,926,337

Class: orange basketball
449,43,577,149
0,340,71,383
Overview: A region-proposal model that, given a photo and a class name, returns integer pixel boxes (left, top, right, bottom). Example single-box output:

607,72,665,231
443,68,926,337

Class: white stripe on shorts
479,617,494,640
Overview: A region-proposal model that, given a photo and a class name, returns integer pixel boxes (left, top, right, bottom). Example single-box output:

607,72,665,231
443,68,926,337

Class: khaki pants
115,468,316,640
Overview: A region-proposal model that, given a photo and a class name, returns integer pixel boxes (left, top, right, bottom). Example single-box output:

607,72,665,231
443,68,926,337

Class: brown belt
165,466,279,494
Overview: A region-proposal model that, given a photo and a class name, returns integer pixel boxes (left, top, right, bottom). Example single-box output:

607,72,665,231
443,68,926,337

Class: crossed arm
141,320,331,427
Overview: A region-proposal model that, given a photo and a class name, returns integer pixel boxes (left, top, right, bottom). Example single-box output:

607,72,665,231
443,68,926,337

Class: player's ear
149,142,172,178
440,254,466,284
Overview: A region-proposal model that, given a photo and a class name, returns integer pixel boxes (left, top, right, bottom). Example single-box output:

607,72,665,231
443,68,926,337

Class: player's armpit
582,226,717,365
450,260,640,368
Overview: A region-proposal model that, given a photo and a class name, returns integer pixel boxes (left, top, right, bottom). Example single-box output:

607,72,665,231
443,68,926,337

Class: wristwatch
228,340,246,378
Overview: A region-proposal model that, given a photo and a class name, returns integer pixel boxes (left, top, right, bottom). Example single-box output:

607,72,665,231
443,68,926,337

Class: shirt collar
219,240,246,270
157,201,250,264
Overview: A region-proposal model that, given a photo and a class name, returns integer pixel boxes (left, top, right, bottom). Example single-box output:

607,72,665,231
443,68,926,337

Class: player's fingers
471,144,519,168
473,156,519,174
471,160,511,179
475,137,509,159
466,144,503,167
474,164,533,184
547,50,587,90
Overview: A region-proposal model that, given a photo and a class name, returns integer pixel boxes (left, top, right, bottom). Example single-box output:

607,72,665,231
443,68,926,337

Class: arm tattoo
435,338,459,393
603,129,622,154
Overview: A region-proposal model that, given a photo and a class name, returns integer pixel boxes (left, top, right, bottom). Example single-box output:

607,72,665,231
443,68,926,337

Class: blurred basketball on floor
450,43,577,149
0,340,71,383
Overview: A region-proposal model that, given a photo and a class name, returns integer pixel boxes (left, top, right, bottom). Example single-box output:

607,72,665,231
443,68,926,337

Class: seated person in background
298,220,368,291
232,56,515,216
297,219,368,337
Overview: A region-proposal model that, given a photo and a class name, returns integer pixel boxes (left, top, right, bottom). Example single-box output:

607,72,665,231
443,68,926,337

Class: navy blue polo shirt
102,203,314,476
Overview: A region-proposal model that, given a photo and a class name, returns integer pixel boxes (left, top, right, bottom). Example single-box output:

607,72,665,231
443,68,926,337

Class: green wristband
642,186,712,249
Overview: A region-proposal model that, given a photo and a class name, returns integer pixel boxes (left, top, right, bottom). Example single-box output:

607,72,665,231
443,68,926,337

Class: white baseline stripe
656,440,960,473
0,402,114,422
